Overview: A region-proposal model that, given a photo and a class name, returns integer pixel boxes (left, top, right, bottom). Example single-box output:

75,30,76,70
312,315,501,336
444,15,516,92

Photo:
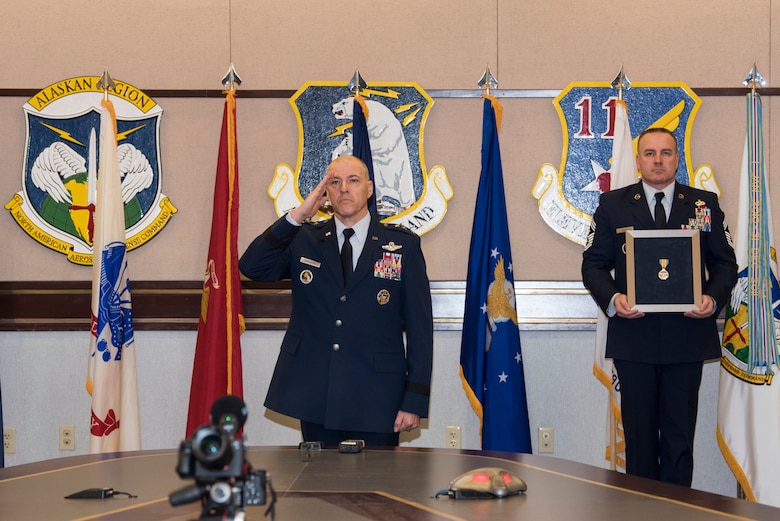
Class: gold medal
658,259,669,280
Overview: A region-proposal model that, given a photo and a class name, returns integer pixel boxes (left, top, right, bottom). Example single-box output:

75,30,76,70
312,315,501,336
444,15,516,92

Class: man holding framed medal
581,128,737,487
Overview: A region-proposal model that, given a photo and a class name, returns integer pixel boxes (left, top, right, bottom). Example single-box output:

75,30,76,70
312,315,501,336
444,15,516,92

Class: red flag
186,90,245,436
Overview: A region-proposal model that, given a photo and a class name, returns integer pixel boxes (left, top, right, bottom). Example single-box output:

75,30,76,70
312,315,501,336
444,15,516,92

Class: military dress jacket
581,181,737,364
239,215,433,433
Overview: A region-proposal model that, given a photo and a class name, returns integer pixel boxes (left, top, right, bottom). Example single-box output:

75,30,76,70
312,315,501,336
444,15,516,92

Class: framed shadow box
625,229,702,312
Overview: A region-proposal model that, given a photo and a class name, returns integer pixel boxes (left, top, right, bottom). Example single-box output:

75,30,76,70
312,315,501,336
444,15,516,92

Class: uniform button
340,295,347,302
332,344,340,351
335,319,343,327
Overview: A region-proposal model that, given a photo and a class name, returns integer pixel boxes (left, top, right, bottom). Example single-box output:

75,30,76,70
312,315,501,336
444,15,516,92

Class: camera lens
200,434,222,455
192,426,232,468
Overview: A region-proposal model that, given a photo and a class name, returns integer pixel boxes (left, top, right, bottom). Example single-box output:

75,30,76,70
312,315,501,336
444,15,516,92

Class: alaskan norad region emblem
6,76,176,265
532,82,719,245
270,81,452,235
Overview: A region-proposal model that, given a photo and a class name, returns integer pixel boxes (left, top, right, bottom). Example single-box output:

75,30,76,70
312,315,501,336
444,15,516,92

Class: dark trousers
300,421,399,448
614,359,703,487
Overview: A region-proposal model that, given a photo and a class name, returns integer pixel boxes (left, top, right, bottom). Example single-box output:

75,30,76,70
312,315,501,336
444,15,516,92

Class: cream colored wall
2,0,778,500
1,0,777,281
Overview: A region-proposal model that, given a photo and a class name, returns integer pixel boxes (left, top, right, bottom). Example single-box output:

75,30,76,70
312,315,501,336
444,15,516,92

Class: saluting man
240,155,433,447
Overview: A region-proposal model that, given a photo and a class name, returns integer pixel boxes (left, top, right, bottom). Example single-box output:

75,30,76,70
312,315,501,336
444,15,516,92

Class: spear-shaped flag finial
221,63,242,91
477,65,499,95
97,70,116,101
743,63,765,92
611,66,631,100
348,69,367,96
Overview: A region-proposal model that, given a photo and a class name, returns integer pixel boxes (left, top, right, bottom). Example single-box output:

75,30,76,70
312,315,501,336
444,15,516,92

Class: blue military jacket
239,215,433,433
582,181,737,364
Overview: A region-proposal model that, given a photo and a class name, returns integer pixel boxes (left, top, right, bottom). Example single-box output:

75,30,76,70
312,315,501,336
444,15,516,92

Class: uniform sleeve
701,195,738,314
238,215,299,282
581,196,622,313
398,233,433,417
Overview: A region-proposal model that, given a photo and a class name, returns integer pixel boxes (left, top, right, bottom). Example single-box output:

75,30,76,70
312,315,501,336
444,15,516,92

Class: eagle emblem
486,255,519,334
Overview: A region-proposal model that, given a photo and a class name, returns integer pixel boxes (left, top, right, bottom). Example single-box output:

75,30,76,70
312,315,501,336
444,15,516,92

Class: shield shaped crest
6,76,176,265
270,81,452,235
533,82,718,245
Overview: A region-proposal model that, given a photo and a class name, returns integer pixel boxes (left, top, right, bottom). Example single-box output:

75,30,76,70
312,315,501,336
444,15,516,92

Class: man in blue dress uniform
240,155,433,447
582,128,737,486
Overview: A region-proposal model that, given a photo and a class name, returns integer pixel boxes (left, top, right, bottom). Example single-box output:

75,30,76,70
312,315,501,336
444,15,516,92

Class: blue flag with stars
460,95,532,453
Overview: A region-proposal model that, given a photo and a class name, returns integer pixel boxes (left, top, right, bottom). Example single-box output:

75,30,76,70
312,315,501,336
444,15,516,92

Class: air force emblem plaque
270,82,452,235
532,82,718,245
6,76,176,265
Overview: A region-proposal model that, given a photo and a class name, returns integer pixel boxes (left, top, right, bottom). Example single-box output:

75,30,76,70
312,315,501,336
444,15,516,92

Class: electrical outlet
538,427,554,453
445,425,461,448
59,424,76,451
3,427,16,454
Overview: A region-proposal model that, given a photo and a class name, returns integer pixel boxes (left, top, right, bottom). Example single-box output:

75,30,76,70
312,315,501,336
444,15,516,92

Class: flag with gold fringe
717,89,780,507
460,95,531,452
591,98,635,470
87,98,141,453
186,89,245,437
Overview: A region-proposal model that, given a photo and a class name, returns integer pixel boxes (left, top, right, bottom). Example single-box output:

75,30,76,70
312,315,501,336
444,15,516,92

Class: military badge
533,82,719,245
299,269,314,284
5,76,176,265
270,81,452,235
376,289,391,305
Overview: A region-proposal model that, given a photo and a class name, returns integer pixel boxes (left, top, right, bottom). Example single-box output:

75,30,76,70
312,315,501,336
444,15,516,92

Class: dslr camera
169,395,273,520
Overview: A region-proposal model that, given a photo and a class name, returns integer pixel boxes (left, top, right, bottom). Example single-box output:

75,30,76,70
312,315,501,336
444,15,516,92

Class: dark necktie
341,228,355,285
654,192,666,229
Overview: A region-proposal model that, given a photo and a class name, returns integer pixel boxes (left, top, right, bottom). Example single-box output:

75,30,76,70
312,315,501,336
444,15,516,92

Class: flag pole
742,63,764,500
608,67,625,471
185,63,245,436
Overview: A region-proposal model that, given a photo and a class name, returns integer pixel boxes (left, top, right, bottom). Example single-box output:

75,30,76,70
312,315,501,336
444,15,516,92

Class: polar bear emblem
331,97,416,214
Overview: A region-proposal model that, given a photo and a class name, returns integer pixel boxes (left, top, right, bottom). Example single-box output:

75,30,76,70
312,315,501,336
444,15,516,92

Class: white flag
592,99,635,469
717,92,780,507
86,99,141,453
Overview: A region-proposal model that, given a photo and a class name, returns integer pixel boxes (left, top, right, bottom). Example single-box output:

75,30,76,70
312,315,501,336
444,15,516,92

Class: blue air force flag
460,96,532,453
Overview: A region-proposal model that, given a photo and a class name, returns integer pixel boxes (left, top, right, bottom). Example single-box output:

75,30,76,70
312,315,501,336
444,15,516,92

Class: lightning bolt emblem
39,122,146,147
327,123,353,138
117,124,146,142
39,122,85,147
360,88,400,99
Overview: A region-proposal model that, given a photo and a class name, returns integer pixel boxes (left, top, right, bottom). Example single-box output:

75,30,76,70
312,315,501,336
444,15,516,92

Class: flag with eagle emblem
460,95,531,452
87,98,141,453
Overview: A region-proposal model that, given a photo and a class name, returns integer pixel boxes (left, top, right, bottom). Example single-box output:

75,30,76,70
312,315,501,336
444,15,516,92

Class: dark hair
636,127,677,150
